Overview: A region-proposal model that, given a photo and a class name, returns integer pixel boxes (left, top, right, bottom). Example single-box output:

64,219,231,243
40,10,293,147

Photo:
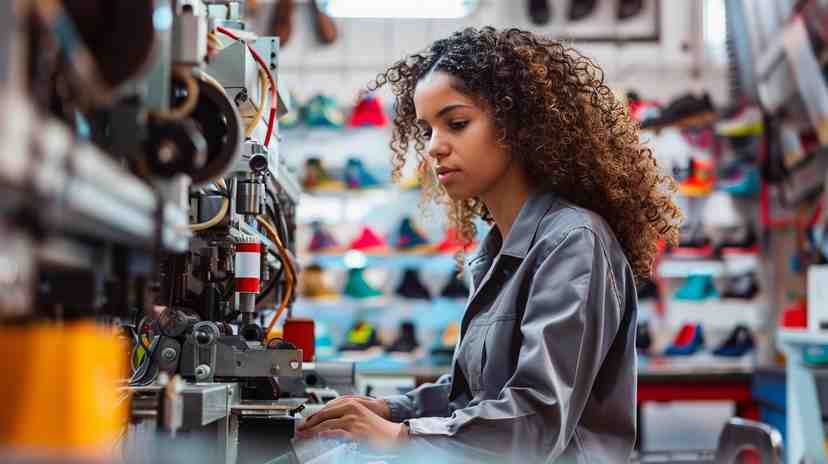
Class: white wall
254,0,729,105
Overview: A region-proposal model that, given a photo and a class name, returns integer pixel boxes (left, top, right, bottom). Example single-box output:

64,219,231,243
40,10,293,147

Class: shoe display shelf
309,253,457,273
657,253,759,278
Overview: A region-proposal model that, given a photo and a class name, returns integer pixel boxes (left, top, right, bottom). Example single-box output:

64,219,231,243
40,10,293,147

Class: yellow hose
257,215,296,341
150,66,200,121
188,179,229,231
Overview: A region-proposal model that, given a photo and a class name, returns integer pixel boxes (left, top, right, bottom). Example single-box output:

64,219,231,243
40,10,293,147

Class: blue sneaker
304,94,345,129
344,158,381,189
719,163,760,197
713,325,754,357
675,274,718,300
665,323,704,356
396,217,431,253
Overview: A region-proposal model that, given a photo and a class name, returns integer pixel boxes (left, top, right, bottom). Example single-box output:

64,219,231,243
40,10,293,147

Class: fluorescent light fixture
318,0,479,19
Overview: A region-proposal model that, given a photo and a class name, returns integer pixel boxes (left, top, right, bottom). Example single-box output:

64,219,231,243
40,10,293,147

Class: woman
297,27,681,462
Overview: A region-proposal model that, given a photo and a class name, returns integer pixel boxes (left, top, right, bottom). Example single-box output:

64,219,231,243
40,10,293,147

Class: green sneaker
343,267,383,299
304,94,345,129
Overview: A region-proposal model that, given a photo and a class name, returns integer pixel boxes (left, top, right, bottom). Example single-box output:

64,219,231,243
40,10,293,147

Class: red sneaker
434,228,475,254
349,226,389,254
348,94,387,128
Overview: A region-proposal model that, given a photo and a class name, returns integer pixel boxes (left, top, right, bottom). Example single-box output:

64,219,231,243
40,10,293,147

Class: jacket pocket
479,316,518,396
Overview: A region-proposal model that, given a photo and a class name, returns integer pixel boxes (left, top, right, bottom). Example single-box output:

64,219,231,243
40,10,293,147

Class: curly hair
369,27,681,281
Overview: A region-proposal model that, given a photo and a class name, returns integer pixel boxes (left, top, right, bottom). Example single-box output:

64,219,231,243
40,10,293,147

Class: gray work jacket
384,191,638,463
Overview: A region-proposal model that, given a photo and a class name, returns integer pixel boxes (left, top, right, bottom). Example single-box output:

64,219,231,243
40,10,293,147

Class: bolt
161,347,177,361
195,364,211,380
270,365,280,375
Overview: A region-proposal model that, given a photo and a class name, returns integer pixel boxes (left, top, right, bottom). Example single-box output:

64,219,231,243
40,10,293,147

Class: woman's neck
479,159,534,244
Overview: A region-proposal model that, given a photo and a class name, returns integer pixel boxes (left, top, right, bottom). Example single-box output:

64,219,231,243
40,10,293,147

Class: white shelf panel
665,300,765,330
658,259,725,278
658,254,759,278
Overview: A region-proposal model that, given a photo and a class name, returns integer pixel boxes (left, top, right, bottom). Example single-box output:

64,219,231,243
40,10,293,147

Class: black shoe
618,0,644,20
714,226,757,253
568,0,597,21
713,325,754,357
528,0,551,25
678,222,710,248
721,272,759,299
395,268,431,300
440,275,470,299
386,321,419,353
641,93,715,129
637,279,658,301
636,320,652,353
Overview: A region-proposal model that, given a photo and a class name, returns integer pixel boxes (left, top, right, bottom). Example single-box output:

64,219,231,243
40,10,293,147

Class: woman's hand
296,396,406,448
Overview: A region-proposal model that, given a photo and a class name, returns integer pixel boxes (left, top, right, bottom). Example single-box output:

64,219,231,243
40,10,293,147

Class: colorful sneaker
348,93,387,128
716,106,763,137
302,157,344,192
340,321,381,351
343,267,383,299
299,264,338,300
440,275,470,299
349,226,389,254
718,162,760,197
664,323,704,356
713,325,754,357
434,228,475,255
678,158,715,197
674,274,719,300
386,321,419,353
395,268,431,300
643,93,716,129
304,94,345,129
628,96,662,126
344,157,381,190
307,221,341,254
721,272,759,299
396,217,432,253
714,226,757,255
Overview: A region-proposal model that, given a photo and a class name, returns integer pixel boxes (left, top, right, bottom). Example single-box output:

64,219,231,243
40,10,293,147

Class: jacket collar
466,190,560,265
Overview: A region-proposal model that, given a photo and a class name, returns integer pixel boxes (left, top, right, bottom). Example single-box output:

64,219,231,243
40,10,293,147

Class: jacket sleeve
383,374,455,422
403,227,626,460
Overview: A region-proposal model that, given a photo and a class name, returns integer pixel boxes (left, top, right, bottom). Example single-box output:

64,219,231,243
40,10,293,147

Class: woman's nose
427,136,449,161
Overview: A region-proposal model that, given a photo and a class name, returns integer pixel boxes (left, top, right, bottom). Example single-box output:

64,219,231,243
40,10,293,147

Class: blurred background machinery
0,1,350,463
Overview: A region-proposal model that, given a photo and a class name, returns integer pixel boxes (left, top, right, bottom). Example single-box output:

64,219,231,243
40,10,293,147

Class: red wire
216,26,278,147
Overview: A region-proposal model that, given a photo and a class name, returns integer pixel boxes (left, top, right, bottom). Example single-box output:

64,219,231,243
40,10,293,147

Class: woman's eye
449,120,468,131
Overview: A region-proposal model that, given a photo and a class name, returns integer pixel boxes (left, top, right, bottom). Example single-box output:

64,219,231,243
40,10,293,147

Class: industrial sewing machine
0,1,353,463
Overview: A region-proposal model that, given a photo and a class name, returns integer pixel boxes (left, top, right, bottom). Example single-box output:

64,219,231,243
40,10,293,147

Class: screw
195,364,211,380
161,348,177,361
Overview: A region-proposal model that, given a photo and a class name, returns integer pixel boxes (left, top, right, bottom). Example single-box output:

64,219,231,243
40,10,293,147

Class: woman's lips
437,169,460,183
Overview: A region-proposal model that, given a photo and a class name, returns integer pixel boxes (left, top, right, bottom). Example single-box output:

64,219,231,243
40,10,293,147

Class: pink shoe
349,226,389,254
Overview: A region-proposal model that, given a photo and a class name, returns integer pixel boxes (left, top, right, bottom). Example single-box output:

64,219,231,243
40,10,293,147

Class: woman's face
413,72,512,201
